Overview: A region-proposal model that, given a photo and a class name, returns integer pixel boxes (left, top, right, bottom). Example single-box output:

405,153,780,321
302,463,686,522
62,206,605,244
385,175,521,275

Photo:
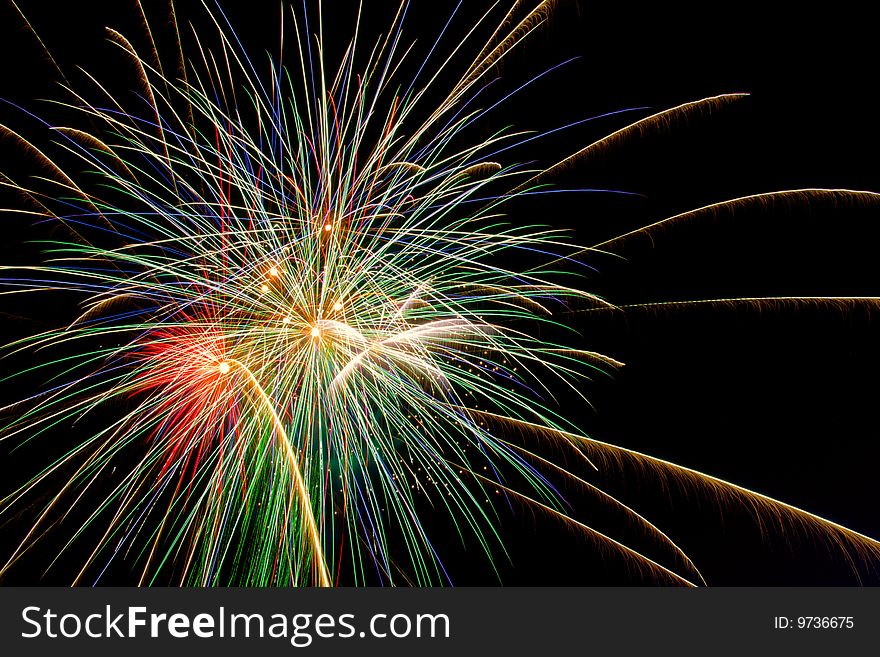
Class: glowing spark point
333,301,343,312
218,362,231,375
261,284,269,293
283,316,291,324
269,266,278,277
310,326,321,338
324,223,332,232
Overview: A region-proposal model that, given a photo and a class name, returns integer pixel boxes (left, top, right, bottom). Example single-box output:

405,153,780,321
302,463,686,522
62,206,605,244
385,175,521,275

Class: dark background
0,0,878,585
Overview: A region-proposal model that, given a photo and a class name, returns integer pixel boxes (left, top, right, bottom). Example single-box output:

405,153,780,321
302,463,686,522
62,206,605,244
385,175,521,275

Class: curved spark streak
513,93,750,193
225,359,331,587
593,189,880,250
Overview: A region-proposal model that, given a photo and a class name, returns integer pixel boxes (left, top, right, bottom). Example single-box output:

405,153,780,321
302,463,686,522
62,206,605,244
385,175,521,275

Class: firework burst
0,0,878,586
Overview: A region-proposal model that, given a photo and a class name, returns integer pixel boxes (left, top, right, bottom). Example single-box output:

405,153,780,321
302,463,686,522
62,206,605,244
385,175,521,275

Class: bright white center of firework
283,316,292,324
333,301,343,311
218,362,231,375
261,284,269,293
311,326,321,338
268,266,279,277
324,223,332,232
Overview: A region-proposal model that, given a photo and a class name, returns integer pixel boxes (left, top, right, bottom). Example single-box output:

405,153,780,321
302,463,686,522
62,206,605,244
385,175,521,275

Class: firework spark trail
224,357,331,587
0,0,878,586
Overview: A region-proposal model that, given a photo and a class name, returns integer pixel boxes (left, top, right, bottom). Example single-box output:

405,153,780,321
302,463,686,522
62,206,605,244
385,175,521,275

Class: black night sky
0,1,878,586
